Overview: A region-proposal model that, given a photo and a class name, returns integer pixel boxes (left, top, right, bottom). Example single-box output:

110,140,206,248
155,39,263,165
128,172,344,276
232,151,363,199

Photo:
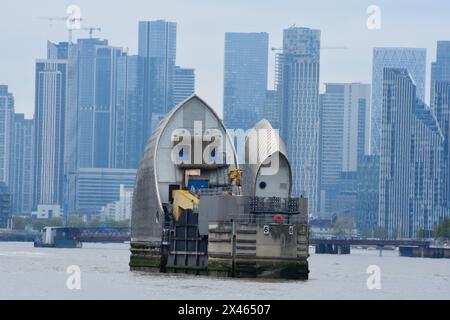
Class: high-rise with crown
278,27,321,215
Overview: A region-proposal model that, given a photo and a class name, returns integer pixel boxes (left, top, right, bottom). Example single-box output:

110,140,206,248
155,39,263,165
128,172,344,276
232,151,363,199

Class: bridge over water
309,238,435,256
0,228,131,243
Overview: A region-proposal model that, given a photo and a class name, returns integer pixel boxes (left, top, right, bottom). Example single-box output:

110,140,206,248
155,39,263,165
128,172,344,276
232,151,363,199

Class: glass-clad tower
278,27,321,215
138,20,177,139
0,85,14,186
223,32,269,130
33,60,67,207
370,48,426,155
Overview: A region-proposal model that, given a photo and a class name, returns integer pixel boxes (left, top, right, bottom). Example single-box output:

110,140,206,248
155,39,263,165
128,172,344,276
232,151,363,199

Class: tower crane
82,27,102,38
39,15,83,43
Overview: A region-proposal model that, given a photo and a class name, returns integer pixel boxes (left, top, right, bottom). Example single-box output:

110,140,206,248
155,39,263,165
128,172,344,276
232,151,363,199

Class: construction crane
82,27,102,38
39,15,83,43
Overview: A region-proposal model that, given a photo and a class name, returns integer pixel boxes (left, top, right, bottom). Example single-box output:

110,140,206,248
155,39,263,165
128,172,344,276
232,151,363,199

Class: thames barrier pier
129,95,309,279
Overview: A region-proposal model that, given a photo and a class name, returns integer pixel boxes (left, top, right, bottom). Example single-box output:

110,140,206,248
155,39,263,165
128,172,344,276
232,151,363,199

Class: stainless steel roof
131,95,237,242
242,119,292,197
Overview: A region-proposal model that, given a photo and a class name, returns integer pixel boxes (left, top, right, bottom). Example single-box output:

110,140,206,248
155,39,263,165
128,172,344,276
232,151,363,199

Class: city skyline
1,2,449,303
2,0,450,118
0,5,448,239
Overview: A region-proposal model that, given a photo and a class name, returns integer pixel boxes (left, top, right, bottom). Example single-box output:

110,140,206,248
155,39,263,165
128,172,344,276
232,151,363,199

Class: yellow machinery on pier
172,190,200,221
227,168,242,187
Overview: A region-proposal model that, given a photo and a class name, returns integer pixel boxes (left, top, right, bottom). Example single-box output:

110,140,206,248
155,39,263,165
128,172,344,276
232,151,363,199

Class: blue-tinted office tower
174,66,195,106
67,40,143,212
0,85,14,186
0,182,11,228
66,38,109,173
430,42,450,211
431,41,450,144
33,60,67,207
112,54,144,169
371,48,426,155
356,155,380,232
11,114,34,214
138,20,177,140
223,32,269,130
319,83,371,215
432,81,450,210
431,41,450,95
379,68,447,238
93,46,126,168
278,27,321,215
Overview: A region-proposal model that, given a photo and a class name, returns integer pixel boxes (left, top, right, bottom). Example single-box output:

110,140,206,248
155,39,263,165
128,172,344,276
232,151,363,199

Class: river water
0,242,448,300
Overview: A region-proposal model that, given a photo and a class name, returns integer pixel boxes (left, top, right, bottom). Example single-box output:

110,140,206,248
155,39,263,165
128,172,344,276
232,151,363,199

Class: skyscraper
223,32,268,130
319,83,371,215
379,68,446,238
431,41,450,99
431,42,450,188
138,20,177,139
0,85,14,186
174,66,195,106
0,182,12,229
47,41,69,60
11,114,34,214
356,155,380,233
93,45,126,168
113,54,144,169
432,81,450,210
278,27,321,214
33,59,67,207
371,48,426,155
66,38,109,172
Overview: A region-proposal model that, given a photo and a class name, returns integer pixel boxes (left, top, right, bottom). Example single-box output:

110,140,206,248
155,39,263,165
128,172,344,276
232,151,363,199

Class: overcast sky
1,0,449,118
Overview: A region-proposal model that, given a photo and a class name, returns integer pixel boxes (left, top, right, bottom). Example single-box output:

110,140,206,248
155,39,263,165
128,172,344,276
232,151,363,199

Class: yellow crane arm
172,190,200,221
